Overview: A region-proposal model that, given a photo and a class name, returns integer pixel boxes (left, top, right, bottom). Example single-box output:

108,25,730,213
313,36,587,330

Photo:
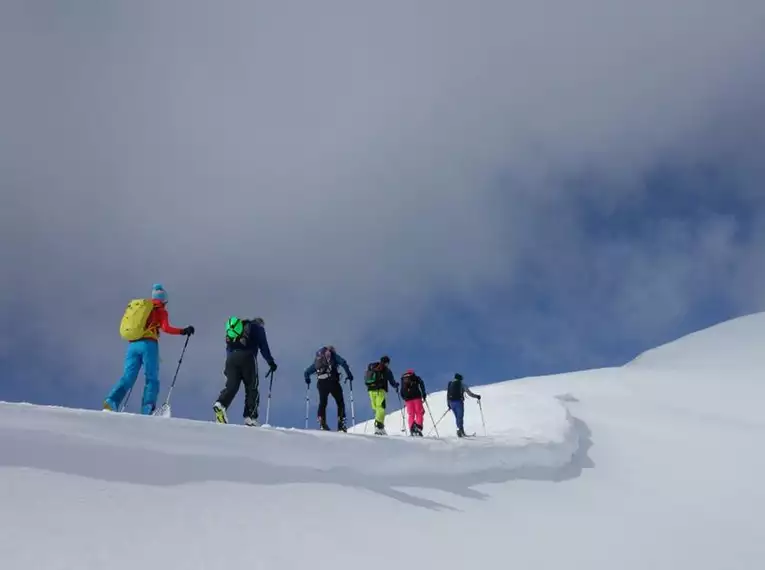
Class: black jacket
447,378,479,402
365,362,397,392
400,373,426,401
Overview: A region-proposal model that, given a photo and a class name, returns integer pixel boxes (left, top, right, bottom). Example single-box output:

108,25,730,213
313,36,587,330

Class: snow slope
2,313,765,569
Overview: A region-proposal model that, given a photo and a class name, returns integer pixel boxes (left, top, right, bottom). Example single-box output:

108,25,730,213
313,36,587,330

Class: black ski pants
218,349,259,419
317,378,345,425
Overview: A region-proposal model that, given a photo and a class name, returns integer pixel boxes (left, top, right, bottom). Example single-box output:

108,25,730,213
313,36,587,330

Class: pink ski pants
404,399,424,429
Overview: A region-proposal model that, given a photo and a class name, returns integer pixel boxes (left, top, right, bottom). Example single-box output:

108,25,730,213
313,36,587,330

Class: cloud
1,0,764,411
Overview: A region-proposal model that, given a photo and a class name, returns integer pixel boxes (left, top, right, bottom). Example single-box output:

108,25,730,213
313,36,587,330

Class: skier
304,346,353,431
104,284,194,415
213,317,277,426
446,373,481,437
364,355,399,435
400,369,427,436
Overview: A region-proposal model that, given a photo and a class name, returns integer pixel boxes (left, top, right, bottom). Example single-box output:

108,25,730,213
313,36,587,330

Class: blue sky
2,1,764,429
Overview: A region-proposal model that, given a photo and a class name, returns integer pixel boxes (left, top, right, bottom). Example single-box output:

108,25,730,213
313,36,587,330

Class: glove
182,326,195,336
269,362,278,372
347,374,354,382
476,394,482,400
392,381,400,389
304,377,311,385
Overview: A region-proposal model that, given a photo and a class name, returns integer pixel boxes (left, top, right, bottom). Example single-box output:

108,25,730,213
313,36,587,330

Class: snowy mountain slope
0,391,576,482
2,312,765,569
374,312,765,439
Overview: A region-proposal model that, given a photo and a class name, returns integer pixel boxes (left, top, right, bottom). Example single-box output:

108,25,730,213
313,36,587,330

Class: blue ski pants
106,339,160,415
448,399,465,431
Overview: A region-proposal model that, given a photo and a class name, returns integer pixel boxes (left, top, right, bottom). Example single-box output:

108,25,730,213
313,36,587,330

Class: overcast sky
2,1,764,427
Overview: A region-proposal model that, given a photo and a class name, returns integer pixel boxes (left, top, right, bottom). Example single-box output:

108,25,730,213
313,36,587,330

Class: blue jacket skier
214,317,277,426
446,373,480,438
225,317,276,364
304,346,353,431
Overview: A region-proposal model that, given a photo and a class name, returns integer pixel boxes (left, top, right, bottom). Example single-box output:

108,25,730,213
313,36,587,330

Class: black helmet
454,373,463,381
380,355,390,364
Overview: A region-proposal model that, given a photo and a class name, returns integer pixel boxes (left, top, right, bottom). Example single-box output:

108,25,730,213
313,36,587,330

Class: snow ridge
0,390,582,488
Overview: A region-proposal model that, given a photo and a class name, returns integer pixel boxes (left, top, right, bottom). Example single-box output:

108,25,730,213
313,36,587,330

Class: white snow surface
2,312,765,569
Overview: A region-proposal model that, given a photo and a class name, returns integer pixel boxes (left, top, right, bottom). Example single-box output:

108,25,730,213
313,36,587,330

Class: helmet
380,355,390,364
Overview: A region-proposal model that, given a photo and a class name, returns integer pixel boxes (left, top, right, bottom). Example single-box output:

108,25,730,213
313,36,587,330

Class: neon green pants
368,389,387,425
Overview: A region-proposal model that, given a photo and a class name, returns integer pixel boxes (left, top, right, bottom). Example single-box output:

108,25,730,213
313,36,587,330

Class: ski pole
304,383,310,429
119,386,133,412
349,378,356,428
155,335,190,416
426,408,449,437
264,368,275,425
424,399,439,439
396,391,407,433
478,398,487,436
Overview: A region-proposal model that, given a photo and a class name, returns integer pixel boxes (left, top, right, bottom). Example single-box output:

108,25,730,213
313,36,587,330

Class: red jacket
142,299,184,340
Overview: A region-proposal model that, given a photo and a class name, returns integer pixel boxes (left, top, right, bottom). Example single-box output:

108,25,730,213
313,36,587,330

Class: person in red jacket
104,284,194,414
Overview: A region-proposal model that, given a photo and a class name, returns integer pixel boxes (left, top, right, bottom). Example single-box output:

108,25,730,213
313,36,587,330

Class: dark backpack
364,362,383,388
447,379,463,401
314,347,336,381
401,372,421,399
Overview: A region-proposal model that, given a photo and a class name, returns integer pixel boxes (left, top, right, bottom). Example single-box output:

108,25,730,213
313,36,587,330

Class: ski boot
213,402,228,424
337,418,347,433
244,416,260,427
103,400,117,412
457,428,465,438
413,423,424,437
374,421,387,436
318,417,331,431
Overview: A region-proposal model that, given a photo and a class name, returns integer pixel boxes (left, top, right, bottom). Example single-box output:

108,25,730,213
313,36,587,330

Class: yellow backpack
119,299,154,341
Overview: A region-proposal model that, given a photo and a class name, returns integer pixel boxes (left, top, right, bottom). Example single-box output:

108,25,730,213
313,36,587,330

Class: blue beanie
151,283,168,303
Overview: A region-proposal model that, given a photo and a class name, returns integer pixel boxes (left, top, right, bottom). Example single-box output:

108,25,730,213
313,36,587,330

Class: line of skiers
103,284,481,437
303,348,481,437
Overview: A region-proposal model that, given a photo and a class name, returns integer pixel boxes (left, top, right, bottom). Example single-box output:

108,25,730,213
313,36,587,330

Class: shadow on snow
0,407,593,512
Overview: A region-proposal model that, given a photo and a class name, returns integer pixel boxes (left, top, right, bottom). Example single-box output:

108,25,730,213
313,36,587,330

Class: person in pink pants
400,369,427,436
